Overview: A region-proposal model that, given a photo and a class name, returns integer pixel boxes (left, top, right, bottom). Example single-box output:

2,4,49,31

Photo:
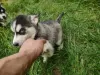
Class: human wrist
19,50,37,63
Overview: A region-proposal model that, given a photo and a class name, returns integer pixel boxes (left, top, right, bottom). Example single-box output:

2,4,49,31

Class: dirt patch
53,67,61,75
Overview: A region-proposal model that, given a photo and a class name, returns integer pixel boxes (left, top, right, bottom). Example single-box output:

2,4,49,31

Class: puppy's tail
56,12,64,23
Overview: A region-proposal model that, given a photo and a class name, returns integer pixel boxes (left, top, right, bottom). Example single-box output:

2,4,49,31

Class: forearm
0,39,44,75
0,52,34,75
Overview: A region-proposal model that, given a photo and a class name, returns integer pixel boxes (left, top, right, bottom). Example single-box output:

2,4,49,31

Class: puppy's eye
1,9,3,13
18,28,26,35
0,8,5,13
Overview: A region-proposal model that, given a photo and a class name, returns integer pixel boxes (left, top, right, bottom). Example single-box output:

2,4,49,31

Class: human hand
0,39,46,75
19,38,46,60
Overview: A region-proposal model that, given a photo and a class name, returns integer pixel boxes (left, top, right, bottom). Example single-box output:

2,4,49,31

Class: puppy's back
38,20,61,46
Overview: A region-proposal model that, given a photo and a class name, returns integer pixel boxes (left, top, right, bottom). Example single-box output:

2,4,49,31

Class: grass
0,0,100,75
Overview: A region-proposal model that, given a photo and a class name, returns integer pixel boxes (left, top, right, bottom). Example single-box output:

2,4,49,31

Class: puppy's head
0,4,6,22
11,15,39,46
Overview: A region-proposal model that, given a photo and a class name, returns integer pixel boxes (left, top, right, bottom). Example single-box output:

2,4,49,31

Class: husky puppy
0,3,6,26
11,13,64,62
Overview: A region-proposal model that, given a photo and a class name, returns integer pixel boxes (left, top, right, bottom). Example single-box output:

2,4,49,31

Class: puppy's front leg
42,40,54,63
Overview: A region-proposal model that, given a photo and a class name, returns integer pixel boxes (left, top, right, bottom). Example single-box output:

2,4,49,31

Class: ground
0,0,100,75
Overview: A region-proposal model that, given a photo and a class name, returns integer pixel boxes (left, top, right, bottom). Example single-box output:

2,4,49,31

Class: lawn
0,0,100,75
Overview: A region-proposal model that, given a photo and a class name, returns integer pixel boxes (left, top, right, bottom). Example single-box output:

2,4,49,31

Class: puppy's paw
58,43,63,50
42,54,48,63
42,41,54,63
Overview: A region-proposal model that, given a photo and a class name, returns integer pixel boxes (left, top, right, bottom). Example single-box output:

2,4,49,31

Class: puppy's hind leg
56,28,63,50
42,40,54,63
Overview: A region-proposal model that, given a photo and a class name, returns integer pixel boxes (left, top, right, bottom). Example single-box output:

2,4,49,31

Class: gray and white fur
11,13,64,63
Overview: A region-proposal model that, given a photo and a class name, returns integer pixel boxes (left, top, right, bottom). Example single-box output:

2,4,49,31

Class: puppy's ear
30,15,39,25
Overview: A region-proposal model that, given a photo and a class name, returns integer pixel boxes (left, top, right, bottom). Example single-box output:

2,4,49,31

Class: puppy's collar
34,23,39,39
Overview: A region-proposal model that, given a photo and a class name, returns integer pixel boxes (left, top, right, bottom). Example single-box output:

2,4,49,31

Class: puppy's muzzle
3,16,6,20
13,43,19,46
0,15,6,22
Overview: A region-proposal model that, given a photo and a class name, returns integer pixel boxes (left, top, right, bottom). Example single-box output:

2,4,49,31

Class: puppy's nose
13,43,19,46
3,16,6,19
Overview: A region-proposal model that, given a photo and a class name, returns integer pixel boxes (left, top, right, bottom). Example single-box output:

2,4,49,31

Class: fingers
37,39,46,44
25,38,46,44
25,38,34,42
